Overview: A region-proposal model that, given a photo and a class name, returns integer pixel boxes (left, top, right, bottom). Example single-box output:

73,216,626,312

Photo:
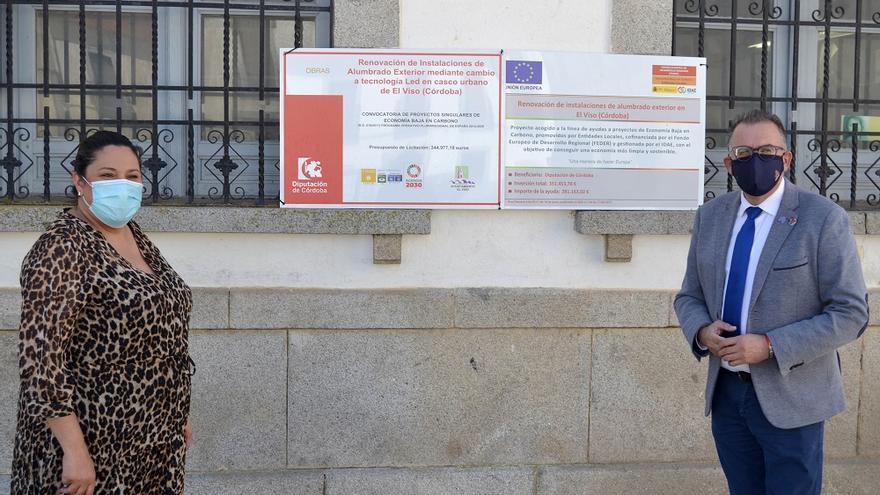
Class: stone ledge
575,211,695,235
0,206,431,235
539,463,725,494
325,467,534,495
0,288,228,331
227,288,675,330
185,470,324,495
454,288,672,328
537,459,880,494
190,288,230,329
230,288,456,329
3,287,880,330
575,210,868,236
2,460,879,495
577,210,867,262
5,206,873,238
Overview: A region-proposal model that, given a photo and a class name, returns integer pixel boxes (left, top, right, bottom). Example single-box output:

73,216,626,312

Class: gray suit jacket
674,180,869,429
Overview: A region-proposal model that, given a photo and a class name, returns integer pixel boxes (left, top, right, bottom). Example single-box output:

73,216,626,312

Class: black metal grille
0,0,332,205
674,0,880,208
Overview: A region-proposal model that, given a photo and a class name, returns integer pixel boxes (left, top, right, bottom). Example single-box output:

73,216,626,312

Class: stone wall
0,288,877,494
3,0,879,493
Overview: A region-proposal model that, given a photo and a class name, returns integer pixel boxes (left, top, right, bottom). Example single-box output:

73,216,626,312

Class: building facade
0,1,879,493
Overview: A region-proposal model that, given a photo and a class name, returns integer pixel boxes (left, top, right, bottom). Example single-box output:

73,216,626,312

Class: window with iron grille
0,0,332,205
674,0,880,208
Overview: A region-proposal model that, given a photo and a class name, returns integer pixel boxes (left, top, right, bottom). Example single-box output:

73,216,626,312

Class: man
674,109,868,495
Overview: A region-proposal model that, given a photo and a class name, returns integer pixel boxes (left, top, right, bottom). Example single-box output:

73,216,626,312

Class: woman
11,131,194,495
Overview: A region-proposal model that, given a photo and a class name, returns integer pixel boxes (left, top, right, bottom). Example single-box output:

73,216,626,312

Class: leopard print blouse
11,210,193,495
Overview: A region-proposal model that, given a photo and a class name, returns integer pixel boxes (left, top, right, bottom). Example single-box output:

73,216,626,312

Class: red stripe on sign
652,65,697,76
283,95,344,205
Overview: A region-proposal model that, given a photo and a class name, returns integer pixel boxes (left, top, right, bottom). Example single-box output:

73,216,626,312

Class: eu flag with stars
506,60,542,84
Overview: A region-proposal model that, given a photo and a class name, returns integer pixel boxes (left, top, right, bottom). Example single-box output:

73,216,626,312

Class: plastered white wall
1,213,878,289
399,0,611,52
6,3,876,291
0,211,681,288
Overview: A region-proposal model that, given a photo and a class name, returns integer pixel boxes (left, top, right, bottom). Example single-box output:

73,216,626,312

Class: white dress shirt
719,179,786,372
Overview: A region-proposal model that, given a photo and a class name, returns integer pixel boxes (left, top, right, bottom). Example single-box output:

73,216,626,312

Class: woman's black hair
71,131,142,176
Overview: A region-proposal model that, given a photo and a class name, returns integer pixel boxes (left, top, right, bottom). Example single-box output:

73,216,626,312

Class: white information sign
502,51,707,209
280,48,502,208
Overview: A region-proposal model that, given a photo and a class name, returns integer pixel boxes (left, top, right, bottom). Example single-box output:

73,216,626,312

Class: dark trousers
711,369,824,495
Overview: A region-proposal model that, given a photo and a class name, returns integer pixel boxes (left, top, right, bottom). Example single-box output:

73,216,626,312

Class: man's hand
697,320,737,356
718,334,771,366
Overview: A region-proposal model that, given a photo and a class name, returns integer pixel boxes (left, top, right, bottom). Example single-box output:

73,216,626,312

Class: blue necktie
721,206,763,338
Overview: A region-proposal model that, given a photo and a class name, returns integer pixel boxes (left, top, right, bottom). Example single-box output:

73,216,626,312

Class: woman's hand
46,415,95,495
60,445,96,495
184,417,193,449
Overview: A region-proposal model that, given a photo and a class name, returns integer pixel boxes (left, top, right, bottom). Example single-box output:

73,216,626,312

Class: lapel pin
777,215,798,226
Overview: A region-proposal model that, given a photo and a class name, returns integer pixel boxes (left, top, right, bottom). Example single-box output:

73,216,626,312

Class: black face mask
731,154,784,196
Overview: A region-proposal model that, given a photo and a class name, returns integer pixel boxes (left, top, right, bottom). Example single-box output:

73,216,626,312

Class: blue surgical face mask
731,154,784,197
82,178,143,228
